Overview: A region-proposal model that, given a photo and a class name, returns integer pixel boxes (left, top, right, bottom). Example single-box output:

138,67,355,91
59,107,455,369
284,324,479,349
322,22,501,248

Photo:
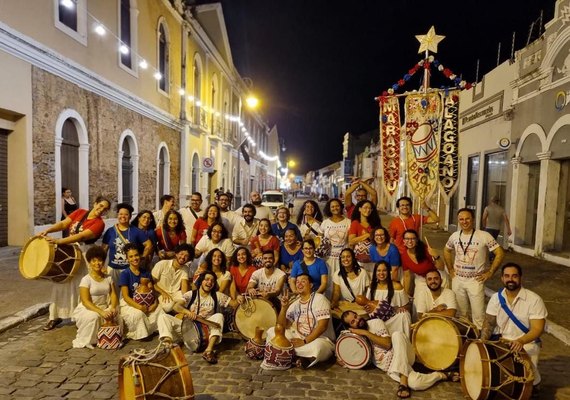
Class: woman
370,227,402,282
365,261,411,338
119,243,163,340
229,247,256,298
156,210,187,260
61,187,79,237
131,210,159,265
102,203,153,288
320,198,351,292
289,239,328,294
348,200,383,274
200,248,232,295
271,206,302,243
191,204,222,245
250,218,280,267
72,245,120,349
330,248,370,309
279,228,303,275
194,222,235,261
38,195,111,331
296,200,323,240
400,229,447,298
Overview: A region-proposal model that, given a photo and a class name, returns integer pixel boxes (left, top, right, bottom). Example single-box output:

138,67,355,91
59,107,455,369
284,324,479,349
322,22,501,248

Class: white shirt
182,290,230,318
486,287,547,340
151,259,189,295
286,292,334,341
221,210,240,235
332,270,370,302
232,218,260,245
179,207,203,239
445,229,499,279
320,218,351,257
415,287,457,315
249,268,286,295
195,236,235,260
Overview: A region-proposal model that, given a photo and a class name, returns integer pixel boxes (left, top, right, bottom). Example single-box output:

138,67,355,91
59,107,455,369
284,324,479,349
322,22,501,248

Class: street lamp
235,94,259,209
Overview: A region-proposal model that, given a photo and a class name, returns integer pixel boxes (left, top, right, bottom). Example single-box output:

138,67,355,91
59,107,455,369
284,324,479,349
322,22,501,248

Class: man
247,251,287,310
157,270,243,364
344,179,377,218
415,269,457,319
154,194,175,227
179,192,203,241
237,191,274,222
443,208,504,329
481,263,546,397
265,274,335,369
389,196,439,254
152,243,194,313
232,203,260,246
342,310,457,398
216,192,240,236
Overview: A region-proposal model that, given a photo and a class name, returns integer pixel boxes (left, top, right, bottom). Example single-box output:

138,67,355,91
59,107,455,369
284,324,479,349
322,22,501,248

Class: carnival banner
379,96,401,201
439,90,460,202
404,92,442,200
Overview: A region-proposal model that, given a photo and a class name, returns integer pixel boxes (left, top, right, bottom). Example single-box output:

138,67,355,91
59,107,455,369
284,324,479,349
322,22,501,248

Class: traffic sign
202,157,214,173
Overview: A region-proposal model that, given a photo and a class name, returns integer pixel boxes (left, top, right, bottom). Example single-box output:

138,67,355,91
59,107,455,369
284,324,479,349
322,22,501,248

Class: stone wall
32,67,181,224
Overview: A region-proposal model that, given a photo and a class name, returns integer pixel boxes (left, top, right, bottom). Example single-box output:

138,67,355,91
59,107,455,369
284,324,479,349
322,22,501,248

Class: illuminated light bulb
61,0,74,9
187,95,194,102
95,24,105,36
119,44,129,55
178,88,185,95
196,100,202,107
139,59,148,69
153,71,162,80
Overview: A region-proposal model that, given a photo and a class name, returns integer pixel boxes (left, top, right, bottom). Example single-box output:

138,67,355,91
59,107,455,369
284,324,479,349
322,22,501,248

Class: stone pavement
1,315,569,400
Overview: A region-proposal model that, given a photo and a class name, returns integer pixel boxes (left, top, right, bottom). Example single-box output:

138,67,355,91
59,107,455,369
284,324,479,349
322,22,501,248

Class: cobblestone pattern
0,316,569,399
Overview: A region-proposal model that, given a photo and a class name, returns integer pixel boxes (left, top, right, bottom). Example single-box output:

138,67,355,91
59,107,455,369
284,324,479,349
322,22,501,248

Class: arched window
156,144,170,206
158,21,169,93
121,139,134,205
61,119,79,199
118,131,139,210
193,57,202,124
192,153,200,193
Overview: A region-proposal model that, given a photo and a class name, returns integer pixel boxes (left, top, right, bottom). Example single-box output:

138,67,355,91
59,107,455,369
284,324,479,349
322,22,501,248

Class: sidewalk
1,218,570,345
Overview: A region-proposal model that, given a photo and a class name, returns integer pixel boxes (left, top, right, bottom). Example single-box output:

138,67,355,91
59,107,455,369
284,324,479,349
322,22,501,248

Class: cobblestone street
0,315,569,399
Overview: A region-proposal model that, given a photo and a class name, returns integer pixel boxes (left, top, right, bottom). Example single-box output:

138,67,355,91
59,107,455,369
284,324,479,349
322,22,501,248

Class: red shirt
230,265,256,294
67,209,105,242
249,235,280,252
349,220,372,237
155,227,187,251
388,214,429,254
400,249,435,276
192,219,210,245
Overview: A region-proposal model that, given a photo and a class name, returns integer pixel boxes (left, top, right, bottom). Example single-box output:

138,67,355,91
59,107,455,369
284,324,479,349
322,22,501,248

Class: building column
536,151,560,254
510,157,528,246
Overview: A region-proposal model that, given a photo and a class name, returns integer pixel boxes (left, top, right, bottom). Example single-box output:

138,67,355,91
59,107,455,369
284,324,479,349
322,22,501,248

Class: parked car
261,190,286,214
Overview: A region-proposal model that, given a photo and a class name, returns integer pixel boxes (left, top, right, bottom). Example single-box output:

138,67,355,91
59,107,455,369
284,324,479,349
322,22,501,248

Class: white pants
386,332,444,390
524,341,542,385
120,299,163,340
385,312,412,341
265,326,334,368
71,305,123,348
157,291,185,314
157,313,224,345
452,277,485,329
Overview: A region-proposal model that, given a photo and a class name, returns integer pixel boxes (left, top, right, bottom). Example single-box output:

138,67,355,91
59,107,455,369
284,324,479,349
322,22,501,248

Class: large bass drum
19,237,82,283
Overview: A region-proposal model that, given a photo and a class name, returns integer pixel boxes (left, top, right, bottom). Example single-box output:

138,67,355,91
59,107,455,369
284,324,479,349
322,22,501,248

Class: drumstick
196,316,221,330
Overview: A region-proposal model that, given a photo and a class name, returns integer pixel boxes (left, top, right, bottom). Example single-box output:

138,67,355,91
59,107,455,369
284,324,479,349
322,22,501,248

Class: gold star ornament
416,26,445,54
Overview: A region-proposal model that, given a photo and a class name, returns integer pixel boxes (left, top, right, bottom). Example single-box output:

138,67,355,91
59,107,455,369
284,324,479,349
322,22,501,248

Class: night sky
220,0,555,174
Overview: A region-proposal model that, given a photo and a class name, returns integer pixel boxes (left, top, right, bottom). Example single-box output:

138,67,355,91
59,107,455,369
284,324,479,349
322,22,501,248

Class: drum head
234,298,277,340
335,331,371,369
181,319,202,352
461,341,487,400
413,316,462,370
19,237,53,279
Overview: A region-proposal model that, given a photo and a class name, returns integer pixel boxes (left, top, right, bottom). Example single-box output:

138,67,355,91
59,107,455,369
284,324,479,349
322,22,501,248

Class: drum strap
498,289,541,344
306,223,319,236
190,208,199,220
115,225,130,244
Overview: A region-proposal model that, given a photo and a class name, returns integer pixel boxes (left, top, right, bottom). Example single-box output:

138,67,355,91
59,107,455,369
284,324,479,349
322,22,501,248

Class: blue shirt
271,222,302,243
118,268,153,298
103,225,150,269
290,258,328,292
369,243,401,268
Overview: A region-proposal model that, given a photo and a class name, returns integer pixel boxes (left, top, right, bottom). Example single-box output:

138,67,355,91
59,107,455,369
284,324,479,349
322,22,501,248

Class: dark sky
220,0,555,174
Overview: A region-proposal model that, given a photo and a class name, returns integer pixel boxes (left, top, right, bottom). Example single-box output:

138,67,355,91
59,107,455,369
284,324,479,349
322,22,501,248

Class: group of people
36,182,545,399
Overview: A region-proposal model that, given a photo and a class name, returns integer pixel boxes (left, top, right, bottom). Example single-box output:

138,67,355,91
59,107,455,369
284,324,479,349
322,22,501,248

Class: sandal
295,356,314,369
397,384,411,399
202,351,218,364
42,318,62,331
444,371,460,382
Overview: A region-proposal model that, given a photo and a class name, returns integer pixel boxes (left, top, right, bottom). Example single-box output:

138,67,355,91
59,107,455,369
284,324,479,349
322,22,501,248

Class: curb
0,302,50,335
484,287,570,347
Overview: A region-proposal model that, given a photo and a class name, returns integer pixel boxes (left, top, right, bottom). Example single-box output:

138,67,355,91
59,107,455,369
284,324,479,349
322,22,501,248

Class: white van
261,190,286,214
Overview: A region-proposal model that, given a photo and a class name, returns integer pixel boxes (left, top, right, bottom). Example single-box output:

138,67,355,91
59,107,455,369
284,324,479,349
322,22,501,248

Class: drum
335,330,372,369
460,340,534,400
133,291,156,308
260,341,295,370
234,298,277,340
97,323,122,350
19,237,82,283
244,338,265,360
412,315,479,371
181,319,210,353
119,344,194,400
331,300,368,320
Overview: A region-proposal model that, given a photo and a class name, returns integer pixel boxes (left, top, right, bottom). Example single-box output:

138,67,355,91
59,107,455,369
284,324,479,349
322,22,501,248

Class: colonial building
0,0,277,246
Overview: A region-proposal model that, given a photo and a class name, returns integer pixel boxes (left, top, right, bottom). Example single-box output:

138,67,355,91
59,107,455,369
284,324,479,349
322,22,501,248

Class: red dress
230,265,256,294
400,249,435,277
155,227,187,251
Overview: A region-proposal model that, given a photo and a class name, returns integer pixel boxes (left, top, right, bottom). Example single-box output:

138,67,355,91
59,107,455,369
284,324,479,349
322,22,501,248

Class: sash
114,225,130,244
498,289,540,344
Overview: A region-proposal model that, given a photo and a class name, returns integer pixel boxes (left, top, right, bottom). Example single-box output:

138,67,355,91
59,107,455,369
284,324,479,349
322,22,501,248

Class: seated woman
119,243,164,340
72,245,120,349
194,222,235,262
296,200,323,240
289,239,328,295
364,261,411,339
229,247,256,298
156,210,187,260
131,210,159,268
191,204,222,246
331,248,370,310
250,218,280,268
194,248,232,295
279,228,302,276
369,227,402,282
271,206,302,243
